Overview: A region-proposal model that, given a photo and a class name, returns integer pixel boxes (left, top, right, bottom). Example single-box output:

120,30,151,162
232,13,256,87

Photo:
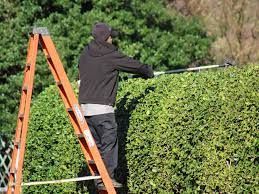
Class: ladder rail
13,36,33,145
39,36,97,176
40,35,116,193
9,36,33,178
7,34,39,194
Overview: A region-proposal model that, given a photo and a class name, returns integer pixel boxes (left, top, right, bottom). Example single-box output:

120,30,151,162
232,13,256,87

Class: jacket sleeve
111,51,154,78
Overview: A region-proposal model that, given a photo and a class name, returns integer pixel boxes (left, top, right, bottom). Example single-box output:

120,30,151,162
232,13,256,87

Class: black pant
85,113,118,179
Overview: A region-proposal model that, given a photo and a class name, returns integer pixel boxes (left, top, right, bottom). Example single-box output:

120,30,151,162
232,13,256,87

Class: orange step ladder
7,27,116,194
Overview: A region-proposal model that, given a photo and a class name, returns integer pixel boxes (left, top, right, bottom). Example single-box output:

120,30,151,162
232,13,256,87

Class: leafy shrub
24,65,258,193
23,85,90,194
116,64,258,193
1,0,212,141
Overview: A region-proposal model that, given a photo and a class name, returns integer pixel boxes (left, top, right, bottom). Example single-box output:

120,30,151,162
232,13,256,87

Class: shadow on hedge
116,86,155,194
74,85,155,194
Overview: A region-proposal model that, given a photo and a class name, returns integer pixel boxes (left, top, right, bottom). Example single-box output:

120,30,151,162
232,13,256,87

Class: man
78,22,154,189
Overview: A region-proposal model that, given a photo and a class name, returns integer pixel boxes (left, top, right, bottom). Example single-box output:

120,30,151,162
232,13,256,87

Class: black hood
87,40,117,57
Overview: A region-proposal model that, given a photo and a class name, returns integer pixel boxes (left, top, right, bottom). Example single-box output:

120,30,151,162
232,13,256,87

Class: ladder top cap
32,27,49,35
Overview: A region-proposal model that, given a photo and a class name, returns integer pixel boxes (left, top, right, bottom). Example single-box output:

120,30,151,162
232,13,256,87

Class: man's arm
112,51,154,78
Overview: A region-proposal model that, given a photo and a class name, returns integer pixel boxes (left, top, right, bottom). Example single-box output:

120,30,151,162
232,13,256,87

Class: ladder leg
7,34,39,194
39,35,97,177
40,35,116,194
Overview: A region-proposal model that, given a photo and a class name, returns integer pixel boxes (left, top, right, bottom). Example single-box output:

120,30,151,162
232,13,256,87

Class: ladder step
67,108,73,112
10,168,17,174
56,81,62,86
22,86,28,91
14,141,21,147
88,160,95,165
14,127,22,146
76,133,84,138
18,113,24,119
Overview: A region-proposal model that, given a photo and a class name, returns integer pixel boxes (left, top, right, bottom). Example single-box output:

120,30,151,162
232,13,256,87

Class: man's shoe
97,183,106,190
111,179,123,188
96,179,123,190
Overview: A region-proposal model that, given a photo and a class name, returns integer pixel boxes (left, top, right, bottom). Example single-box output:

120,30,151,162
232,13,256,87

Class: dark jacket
78,40,154,106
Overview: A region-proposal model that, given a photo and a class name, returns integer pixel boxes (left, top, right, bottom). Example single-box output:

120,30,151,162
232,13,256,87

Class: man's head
92,22,118,43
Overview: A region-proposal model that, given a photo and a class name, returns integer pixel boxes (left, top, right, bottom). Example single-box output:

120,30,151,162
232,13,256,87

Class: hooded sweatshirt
78,40,154,106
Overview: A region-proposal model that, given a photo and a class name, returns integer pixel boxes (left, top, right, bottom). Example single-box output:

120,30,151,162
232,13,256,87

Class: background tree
0,0,212,141
167,0,259,64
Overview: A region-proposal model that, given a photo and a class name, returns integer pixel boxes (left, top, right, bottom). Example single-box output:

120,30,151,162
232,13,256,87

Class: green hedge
23,85,89,194
23,65,258,193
